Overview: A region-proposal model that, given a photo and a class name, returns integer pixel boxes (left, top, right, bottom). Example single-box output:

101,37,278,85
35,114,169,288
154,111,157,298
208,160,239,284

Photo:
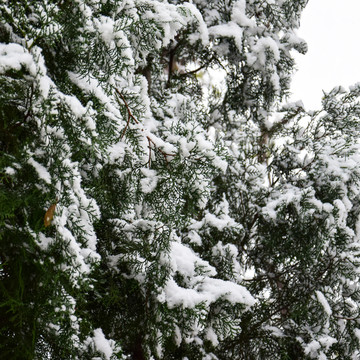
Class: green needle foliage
2,1,360,359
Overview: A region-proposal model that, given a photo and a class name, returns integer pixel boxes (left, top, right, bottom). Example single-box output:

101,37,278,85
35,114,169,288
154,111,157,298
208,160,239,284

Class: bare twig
146,136,175,167
114,88,140,139
179,64,207,77
147,136,152,168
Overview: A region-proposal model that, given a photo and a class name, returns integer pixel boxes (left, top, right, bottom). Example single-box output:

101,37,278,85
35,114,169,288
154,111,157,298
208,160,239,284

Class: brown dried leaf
44,202,56,227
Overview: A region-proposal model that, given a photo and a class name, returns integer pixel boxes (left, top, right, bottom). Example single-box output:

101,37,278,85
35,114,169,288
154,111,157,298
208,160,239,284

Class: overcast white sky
290,0,360,110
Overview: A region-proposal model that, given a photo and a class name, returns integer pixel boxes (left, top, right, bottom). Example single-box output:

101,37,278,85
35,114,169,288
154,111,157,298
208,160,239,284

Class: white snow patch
163,277,255,309
62,94,87,119
93,328,113,360
354,328,360,342
247,37,281,67
204,212,235,231
174,325,182,346
231,0,256,27
179,137,196,157
209,22,243,52
37,232,54,250
108,142,126,164
187,230,202,246
140,168,158,194
170,241,216,277
205,327,219,347
212,156,228,173
28,157,51,184
4,167,16,175
95,16,115,45
199,277,255,306
165,241,255,309
304,340,321,357
333,199,348,227
182,3,209,45
318,335,337,350
0,43,33,73
315,291,332,316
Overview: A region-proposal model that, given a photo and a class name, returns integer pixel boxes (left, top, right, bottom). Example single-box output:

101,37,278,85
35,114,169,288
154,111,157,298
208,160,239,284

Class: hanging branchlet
114,87,175,167
114,87,140,138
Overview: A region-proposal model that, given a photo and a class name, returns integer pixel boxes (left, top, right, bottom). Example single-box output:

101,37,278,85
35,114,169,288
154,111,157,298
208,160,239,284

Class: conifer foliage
2,0,360,359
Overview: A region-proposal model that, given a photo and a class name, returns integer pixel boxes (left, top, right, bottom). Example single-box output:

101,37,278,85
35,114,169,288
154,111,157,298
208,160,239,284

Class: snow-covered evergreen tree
2,0,360,359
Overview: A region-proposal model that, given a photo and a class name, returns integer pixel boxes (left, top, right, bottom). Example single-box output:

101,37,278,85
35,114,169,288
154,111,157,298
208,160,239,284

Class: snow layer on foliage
202,0,303,97
0,43,53,98
68,71,178,163
0,42,98,142
187,230,202,245
208,0,260,52
179,137,196,157
248,37,281,67
4,167,16,175
354,328,360,343
161,93,228,172
174,325,182,347
37,233,54,250
304,336,337,359
140,167,159,193
68,72,121,120
85,328,117,360
212,156,228,173
262,185,325,220
231,0,256,27
28,157,51,184
315,291,332,316
205,327,219,347
130,0,206,51
95,16,116,45
317,147,359,183
212,242,244,282
56,217,93,275
190,197,238,232
194,133,228,172
170,241,217,278
93,329,113,359
200,277,254,305
249,40,282,93
162,241,255,309
333,199,349,228
62,94,87,119
163,277,254,309
209,22,243,52
182,2,209,45
283,30,307,52
92,15,135,66
107,142,127,164
203,212,236,231
51,160,101,279
143,129,177,156
0,43,34,73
